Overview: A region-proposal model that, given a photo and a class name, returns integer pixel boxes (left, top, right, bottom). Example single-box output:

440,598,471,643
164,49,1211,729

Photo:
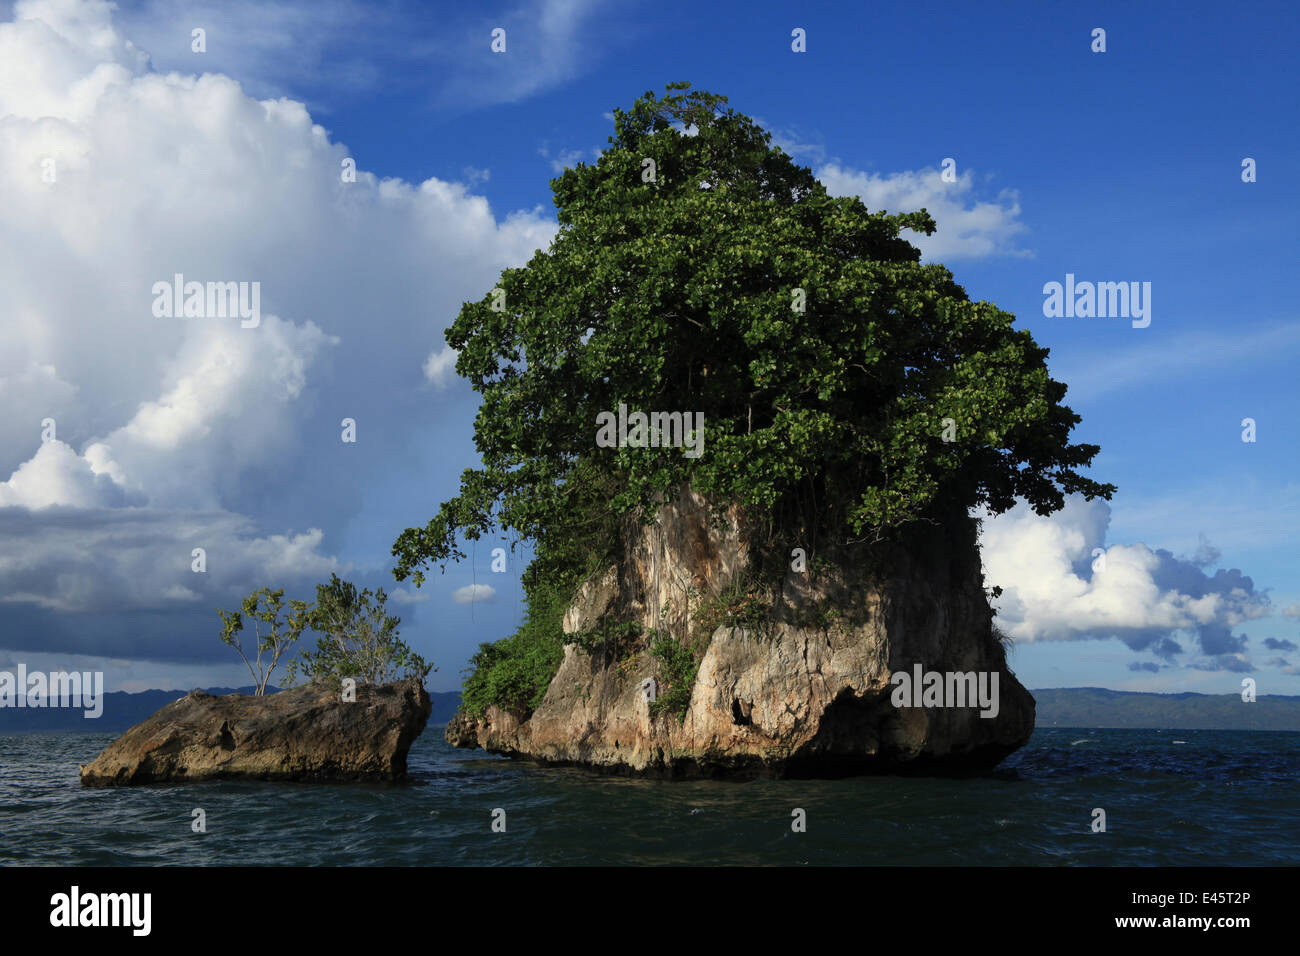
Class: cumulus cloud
981,497,1271,671
422,346,459,389
1264,637,1298,651
389,587,430,605
0,439,136,509
817,163,1029,261
0,0,556,661
452,584,496,604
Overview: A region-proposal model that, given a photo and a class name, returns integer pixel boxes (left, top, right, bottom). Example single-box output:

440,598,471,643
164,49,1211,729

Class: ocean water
1,727,1296,866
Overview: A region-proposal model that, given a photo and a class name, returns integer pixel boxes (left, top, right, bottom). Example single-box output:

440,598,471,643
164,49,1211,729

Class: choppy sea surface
1,727,1296,865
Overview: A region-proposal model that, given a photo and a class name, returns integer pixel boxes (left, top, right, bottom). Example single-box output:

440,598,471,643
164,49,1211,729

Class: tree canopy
391,81,1114,594
218,577,432,694
284,574,433,690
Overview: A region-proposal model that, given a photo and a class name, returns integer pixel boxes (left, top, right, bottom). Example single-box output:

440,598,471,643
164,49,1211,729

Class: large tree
391,82,1113,597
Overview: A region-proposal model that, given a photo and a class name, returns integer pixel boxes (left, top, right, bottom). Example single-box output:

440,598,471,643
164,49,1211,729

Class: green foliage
715,583,771,628
810,605,842,631
219,576,434,696
459,575,572,719
687,578,773,647
648,632,699,723
570,619,644,660
283,574,434,691
216,588,310,695
391,81,1115,720
390,81,1113,595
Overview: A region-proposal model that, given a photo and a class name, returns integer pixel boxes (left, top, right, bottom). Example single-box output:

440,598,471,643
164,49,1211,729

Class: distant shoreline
2,686,1296,733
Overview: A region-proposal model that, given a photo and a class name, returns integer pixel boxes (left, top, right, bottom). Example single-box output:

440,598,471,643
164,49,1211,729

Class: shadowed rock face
448,488,1035,778
80,679,431,786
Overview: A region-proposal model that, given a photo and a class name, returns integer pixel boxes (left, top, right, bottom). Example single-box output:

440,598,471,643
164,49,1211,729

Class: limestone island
444,490,1035,777
394,85,1114,779
79,679,430,786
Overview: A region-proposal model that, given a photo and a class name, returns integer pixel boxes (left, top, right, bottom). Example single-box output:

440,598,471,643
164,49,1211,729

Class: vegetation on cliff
392,82,1114,719
459,574,571,718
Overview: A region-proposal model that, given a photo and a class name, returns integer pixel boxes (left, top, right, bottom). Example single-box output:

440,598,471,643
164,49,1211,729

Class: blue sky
0,0,1295,697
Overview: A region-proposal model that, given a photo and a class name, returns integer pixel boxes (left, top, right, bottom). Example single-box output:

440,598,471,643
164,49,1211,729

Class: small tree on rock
284,574,434,690
216,588,310,695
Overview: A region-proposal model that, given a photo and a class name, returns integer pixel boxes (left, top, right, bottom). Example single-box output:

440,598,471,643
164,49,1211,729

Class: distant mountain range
0,685,1296,733
1031,687,1300,731
0,686,463,732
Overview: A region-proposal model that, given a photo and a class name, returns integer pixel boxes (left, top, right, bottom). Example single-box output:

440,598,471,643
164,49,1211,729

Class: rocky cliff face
80,679,431,786
447,489,1034,777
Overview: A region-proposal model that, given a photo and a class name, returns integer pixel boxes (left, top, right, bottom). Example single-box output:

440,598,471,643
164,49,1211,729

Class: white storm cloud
0,439,135,509
0,508,340,614
0,0,557,649
980,497,1272,671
